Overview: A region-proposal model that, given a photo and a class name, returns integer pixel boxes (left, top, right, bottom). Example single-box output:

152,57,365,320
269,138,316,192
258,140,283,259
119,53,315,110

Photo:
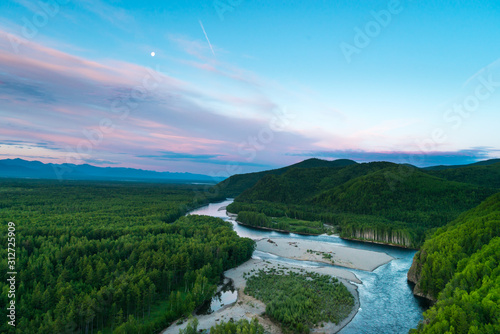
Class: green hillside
224,160,497,248
214,158,357,197
409,193,500,333
314,166,493,227
237,161,393,204
423,158,500,170
424,161,500,189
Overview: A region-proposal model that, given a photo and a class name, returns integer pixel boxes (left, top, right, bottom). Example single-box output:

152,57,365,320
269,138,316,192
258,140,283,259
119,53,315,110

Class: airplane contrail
199,20,215,57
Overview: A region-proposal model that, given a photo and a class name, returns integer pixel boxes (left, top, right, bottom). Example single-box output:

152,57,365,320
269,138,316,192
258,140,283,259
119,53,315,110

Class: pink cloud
0,29,318,173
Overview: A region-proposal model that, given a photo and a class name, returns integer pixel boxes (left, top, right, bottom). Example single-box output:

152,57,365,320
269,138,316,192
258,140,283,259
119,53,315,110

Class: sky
1,0,500,175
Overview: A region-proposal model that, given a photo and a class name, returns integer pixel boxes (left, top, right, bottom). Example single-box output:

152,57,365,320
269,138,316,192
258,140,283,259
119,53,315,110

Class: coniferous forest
244,269,354,333
180,317,265,334
217,159,500,332
223,160,500,248
1,158,499,333
409,193,500,333
2,1,500,333
0,180,254,334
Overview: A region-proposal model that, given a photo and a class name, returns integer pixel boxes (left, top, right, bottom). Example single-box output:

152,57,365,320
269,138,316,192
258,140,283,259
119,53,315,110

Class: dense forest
408,193,500,333
2,158,498,333
0,180,254,334
425,160,500,189
224,160,499,247
213,158,357,197
244,268,354,333
236,211,326,235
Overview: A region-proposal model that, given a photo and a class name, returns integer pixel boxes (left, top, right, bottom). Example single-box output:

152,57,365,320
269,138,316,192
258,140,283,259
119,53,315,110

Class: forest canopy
244,268,354,333
0,179,254,334
409,193,500,333
225,162,499,247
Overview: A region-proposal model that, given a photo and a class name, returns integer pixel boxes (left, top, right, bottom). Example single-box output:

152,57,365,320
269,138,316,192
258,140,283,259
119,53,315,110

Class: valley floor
162,238,395,334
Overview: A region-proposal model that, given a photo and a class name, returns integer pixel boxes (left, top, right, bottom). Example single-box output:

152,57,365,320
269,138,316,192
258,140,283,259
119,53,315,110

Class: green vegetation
213,158,357,198
214,171,272,198
408,193,500,298
236,211,326,235
219,159,499,332
409,193,500,333
271,217,326,235
225,161,498,247
0,179,254,334
179,317,265,334
244,268,354,333
306,249,334,263
210,318,265,334
424,158,500,170
178,318,200,334
237,211,272,228
426,161,500,189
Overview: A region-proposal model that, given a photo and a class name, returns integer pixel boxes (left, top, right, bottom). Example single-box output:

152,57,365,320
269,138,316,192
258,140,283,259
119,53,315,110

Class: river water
189,199,426,333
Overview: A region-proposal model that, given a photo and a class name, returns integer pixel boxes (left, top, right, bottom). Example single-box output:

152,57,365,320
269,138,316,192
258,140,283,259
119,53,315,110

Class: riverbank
340,236,417,250
256,237,394,271
230,213,325,236
230,211,419,249
162,200,423,333
161,258,361,334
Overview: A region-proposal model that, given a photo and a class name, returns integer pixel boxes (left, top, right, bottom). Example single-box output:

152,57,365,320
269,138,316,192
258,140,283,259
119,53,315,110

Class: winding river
189,199,426,333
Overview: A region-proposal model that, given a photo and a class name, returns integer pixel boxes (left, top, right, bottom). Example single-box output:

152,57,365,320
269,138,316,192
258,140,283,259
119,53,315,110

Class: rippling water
189,199,426,333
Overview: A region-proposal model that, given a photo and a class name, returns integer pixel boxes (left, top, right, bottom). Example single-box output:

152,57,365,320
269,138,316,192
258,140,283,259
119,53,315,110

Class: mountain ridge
0,158,223,183
223,159,499,248
217,158,500,197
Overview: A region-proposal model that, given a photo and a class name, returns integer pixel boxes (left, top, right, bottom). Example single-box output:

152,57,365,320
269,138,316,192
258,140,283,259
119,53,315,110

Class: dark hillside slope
423,158,500,170
314,166,493,227
237,162,394,204
408,192,500,299
408,193,500,333
229,162,496,247
214,158,357,197
424,162,500,189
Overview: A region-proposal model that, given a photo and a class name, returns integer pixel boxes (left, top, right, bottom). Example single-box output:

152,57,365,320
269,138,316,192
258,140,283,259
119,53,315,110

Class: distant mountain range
0,159,224,183
1,157,499,184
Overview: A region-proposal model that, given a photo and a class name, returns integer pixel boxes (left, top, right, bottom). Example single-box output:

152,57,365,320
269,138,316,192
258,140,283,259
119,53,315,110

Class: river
189,199,426,333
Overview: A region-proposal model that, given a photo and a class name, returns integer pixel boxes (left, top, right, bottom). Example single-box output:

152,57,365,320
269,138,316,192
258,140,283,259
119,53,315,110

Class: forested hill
222,159,499,248
408,193,500,333
423,158,500,170
236,161,394,204
312,166,493,224
424,161,500,188
214,158,357,197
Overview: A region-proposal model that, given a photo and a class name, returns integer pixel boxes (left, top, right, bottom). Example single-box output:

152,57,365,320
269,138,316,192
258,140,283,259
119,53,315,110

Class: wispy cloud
78,0,135,29
138,151,223,161
0,29,315,173
136,150,269,168
0,78,56,103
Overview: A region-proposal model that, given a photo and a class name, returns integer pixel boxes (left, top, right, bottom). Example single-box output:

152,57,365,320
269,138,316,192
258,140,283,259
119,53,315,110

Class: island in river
162,235,394,334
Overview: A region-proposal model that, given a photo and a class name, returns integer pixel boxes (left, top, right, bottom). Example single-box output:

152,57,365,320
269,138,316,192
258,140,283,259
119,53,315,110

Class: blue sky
1,0,500,174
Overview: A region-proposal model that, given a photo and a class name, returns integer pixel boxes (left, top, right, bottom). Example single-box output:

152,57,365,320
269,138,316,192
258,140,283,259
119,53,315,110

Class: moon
151,52,155,57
